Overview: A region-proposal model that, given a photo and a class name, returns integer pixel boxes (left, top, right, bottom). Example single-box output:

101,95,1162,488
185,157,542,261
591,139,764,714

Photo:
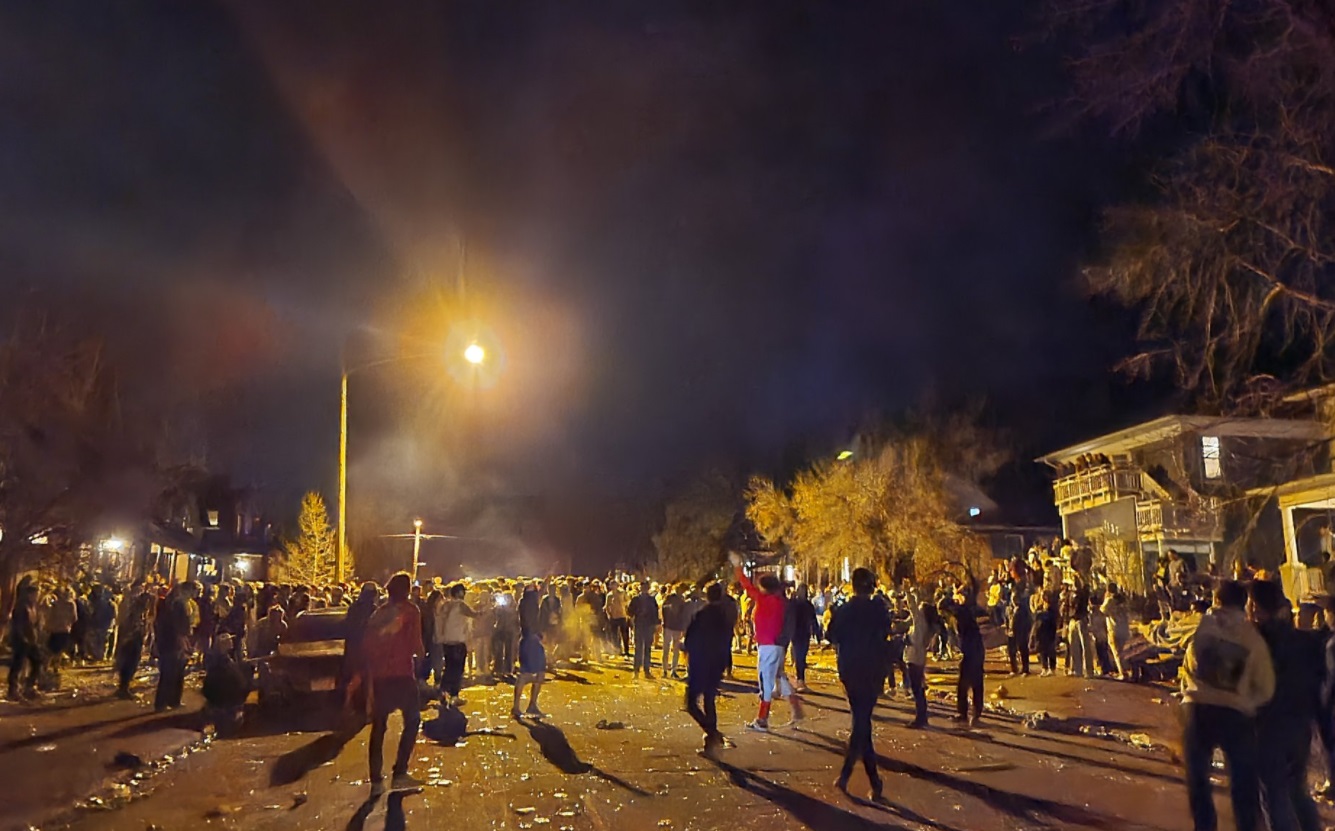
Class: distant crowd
7,538,1335,826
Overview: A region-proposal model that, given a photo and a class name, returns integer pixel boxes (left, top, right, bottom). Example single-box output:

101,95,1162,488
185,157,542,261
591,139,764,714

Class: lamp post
412,518,424,581
335,342,488,583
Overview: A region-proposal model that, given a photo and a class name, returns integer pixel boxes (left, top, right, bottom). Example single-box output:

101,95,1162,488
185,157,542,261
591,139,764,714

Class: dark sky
0,1,1148,569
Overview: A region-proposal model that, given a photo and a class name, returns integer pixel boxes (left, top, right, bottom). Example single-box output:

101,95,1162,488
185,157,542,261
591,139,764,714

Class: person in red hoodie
364,572,425,796
731,553,805,731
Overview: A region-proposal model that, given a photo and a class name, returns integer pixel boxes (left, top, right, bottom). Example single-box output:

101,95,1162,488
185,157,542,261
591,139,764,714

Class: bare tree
1049,0,1335,407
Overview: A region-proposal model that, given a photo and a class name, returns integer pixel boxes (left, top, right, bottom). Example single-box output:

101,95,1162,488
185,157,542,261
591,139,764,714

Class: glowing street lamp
337,339,491,583
104,537,125,552
412,519,424,582
836,450,854,461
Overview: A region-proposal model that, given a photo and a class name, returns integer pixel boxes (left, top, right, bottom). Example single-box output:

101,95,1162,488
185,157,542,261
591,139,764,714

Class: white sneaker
746,719,770,732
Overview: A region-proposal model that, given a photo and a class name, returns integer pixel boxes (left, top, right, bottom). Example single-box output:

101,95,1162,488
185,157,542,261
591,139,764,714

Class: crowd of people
10,539,1335,828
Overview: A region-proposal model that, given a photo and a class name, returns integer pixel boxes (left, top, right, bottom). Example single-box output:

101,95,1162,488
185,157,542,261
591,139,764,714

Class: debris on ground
595,719,627,730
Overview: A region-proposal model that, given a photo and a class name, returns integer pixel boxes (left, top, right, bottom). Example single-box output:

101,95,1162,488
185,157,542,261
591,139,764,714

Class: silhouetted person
684,582,732,755
826,567,891,800
1248,579,1322,831
364,572,425,796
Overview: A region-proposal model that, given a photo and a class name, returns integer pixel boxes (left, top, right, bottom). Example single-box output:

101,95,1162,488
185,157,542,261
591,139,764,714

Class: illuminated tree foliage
277,491,339,585
651,470,738,583
747,421,999,582
1048,0,1335,408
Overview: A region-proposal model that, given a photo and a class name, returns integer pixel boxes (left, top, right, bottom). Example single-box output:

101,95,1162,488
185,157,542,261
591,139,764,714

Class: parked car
255,607,348,708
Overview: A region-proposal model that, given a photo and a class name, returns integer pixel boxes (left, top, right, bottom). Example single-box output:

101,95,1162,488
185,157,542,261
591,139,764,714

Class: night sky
0,2,1154,569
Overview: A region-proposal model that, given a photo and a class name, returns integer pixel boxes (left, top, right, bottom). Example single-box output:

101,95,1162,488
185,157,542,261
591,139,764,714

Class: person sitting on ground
202,634,250,734
253,605,288,659
512,627,547,719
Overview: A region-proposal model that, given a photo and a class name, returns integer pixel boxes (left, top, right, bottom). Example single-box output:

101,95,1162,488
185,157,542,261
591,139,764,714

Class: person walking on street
684,582,733,756
364,572,426,797
826,567,891,800
1181,580,1274,831
628,582,660,679
787,584,818,692
1247,579,1322,831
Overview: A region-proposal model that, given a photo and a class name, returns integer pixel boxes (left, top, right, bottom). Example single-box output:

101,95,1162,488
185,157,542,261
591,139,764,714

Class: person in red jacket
731,553,805,731
364,572,426,796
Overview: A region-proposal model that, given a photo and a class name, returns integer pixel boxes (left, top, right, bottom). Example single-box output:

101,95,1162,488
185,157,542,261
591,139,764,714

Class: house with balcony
1038,414,1328,593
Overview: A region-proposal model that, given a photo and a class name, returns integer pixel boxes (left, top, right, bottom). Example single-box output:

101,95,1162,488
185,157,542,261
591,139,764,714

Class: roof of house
1037,415,1329,466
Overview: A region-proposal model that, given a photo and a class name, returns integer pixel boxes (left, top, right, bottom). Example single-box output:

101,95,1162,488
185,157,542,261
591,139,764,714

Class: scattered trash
291,792,309,810
1127,733,1159,751
596,720,627,730
658,821,674,828
992,685,1009,700
35,743,56,752
515,806,537,815
1021,710,1056,730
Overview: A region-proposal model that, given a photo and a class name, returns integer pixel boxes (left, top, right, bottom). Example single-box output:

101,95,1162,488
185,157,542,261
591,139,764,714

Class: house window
1202,436,1222,479
207,510,220,527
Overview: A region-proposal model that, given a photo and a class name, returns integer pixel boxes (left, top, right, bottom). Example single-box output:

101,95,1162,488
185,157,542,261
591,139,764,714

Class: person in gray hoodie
1180,580,1275,831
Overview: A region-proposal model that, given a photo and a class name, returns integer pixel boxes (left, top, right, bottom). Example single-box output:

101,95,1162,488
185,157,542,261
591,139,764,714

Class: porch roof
1037,415,1328,466
1252,472,1335,511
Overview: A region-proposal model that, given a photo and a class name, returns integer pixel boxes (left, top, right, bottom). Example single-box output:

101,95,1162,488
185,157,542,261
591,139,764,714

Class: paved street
3,651,1301,831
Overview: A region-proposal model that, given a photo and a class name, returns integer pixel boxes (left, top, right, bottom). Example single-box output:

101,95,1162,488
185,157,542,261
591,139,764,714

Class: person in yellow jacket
1179,580,1275,831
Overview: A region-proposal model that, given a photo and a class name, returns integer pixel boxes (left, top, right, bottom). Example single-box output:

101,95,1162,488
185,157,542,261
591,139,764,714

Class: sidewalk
0,664,207,831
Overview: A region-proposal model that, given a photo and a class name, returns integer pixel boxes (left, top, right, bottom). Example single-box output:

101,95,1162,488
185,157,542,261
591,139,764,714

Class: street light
104,537,125,552
412,519,424,582
836,450,854,461
337,343,489,583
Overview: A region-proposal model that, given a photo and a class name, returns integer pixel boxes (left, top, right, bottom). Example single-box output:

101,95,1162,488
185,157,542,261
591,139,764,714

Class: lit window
1202,436,1222,479
207,510,220,527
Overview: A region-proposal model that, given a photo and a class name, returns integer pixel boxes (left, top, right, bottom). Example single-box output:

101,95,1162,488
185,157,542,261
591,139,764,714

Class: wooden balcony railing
1135,497,1222,540
1053,463,1144,515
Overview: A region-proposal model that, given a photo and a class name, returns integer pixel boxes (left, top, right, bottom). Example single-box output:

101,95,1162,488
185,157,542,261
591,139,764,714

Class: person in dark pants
628,582,659,680
1007,578,1033,676
1181,580,1274,831
786,585,817,692
7,580,41,701
720,588,740,680
684,582,732,755
1319,598,1335,797
942,581,985,727
115,589,154,699
154,583,196,712
1032,596,1059,676
1249,580,1322,831
364,572,425,797
903,601,933,728
826,567,891,801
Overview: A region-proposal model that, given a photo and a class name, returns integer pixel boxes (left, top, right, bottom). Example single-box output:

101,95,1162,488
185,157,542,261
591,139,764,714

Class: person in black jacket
941,577,985,727
684,582,733,755
1249,580,1323,831
786,584,818,692
826,567,891,801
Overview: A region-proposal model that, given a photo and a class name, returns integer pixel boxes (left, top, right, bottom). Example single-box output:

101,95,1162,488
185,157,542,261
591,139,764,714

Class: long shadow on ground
771,729,1169,831
517,718,653,797
707,757,911,831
